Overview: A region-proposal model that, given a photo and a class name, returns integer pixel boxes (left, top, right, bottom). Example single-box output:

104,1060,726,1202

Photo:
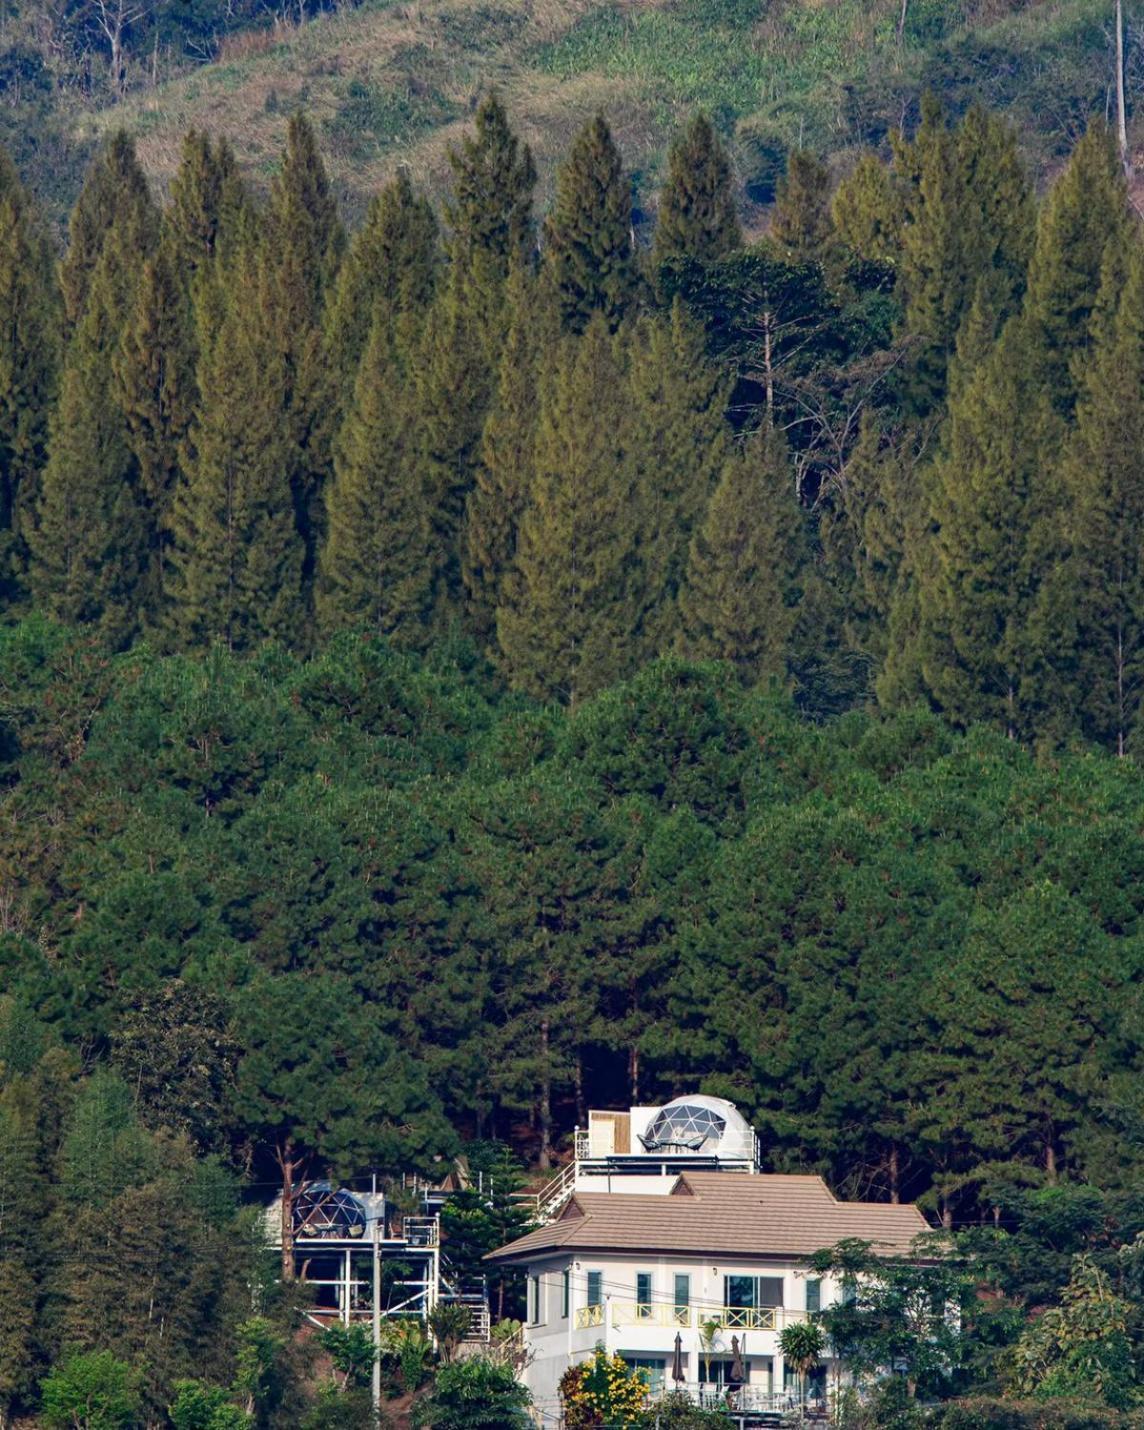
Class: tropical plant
560,1348,648,1429
428,1303,474,1365
40,1351,141,1430
778,1321,824,1404
320,1324,376,1390
413,1357,532,1430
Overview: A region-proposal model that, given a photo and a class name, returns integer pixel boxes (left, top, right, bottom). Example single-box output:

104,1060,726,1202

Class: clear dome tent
638,1095,750,1154
293,1182,367,1238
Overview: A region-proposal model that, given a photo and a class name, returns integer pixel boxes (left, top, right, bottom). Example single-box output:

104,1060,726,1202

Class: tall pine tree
677,429,804,683
652,113,741,267
496,315,641,705
59,132,158,329
446,92,536,275
543,114,638,333
163,130,248,282
29,240,144,645
166,240,303,651
0,150,57,607
317,304,436,642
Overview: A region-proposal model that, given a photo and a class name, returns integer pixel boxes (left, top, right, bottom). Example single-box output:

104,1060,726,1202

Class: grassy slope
79,0,1118,224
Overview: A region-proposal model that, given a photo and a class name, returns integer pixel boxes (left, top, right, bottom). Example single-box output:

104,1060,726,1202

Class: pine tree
111,244,196,622
414,258,502,610
462,263,549,647
770,150,833,259
1061,243,1144,756
166,241,303,651
914,319,1068,741
1022,120,1131,417
59,131,158,328
628,299,729,655
29,243,144,646
831,151,902,263
652,113,741,266
163,130,248,281
0,150,58,606
496,315,641,705
543,114,638,333
324,167,438,408
264,114,345,589
677,429,804,683
898,102,1032,410
446,92,536,275
317,305,436,642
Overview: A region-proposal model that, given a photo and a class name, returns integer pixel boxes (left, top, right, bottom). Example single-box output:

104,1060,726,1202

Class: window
528,1276,544,1326
702,1359,752,1389
640,1102,727,1152
805,1278,821,1314
562,1269,570,1319
784,1364,827,1402
724,1275,784,1309
841,1278,857,1307
636,1272,653,1319
674,1274,691,1311
587,1271,602,1308
621,1358,667,1394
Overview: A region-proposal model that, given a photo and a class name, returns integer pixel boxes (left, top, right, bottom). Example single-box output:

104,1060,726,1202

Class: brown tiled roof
486,1172,931,1263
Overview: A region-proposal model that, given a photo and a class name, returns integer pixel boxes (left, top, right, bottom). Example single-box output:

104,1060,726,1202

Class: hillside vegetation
9,0,1134,224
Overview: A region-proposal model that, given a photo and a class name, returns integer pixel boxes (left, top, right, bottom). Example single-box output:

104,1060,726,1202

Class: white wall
519,1251,842,1409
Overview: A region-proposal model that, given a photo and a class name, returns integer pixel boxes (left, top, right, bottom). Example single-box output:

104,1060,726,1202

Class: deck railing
610,1301,692,1329
574,1304,604,1330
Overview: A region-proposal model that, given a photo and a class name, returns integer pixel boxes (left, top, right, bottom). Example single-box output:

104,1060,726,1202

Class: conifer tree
415,258,502,609
831,151,901,262
29,244,144,646
264,114,345,586
628,299,729,655
914,320,1068,741
652,113,741,266
59,131,158,328
317,305,436,642
462,263,548,647
496,315,641,705
446,92,536,275
1022,121,1132,418
0,151,58,606
324,167,438,407
770,150,833,259
677,430,804,683
166,241,303,651
1061,244,1144,755
163,130,248,281
112,244,196,620
543,114,638,333
898,102,1032,410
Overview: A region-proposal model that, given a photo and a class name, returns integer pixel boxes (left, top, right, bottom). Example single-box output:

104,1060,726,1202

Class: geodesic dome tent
638,1095,752,1155
293,1182,367,1238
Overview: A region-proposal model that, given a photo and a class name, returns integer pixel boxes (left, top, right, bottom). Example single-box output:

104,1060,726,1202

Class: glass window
674,1274,690,1310
622,1358,667,1394
529,1275,544,1325
702,1359,751,1389
640,1102,727,1153
587,1271,602,1308
636,1272,652,1317
805,1278,821,1314
562,1269,570,1319
724,1275,784,1309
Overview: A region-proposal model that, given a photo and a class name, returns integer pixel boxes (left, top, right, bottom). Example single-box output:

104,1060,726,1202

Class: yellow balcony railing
574,1304,604,1330
611,1302,693,1329
714,1306,780,1331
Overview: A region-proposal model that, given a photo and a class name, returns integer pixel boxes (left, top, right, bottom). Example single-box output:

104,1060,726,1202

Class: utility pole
372,1175,382,1416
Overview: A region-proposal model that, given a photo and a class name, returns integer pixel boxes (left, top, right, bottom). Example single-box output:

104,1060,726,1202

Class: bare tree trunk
762,308,774,424
1117,0,1133,176
1046,1140,1058,1183
538,1018,552,1171
573,1055,586,1128
888,1144,900,1204
897,0,908,45
277,1138,302,1282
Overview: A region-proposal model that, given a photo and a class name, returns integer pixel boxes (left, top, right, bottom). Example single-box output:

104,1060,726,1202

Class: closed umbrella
729,1335,746,1387
671,1331,685,1386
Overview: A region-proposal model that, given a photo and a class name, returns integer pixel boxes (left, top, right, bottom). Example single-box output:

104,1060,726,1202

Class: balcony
610,1302,692,1329
574,1304,605,1330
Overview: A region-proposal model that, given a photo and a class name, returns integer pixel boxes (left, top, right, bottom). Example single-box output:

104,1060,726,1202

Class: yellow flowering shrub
560,1347,649,1429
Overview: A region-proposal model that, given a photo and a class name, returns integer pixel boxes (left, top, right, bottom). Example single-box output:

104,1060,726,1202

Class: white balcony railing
574,1304,604,1330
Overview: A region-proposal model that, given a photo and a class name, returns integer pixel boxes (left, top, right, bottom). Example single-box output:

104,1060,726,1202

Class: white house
487,1098,930,1417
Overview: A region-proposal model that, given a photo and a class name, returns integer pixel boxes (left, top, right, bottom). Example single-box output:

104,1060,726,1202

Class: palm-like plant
778,1321,825,1406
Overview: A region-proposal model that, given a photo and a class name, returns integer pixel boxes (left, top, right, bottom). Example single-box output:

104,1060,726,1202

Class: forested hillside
7,18,1144,1422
